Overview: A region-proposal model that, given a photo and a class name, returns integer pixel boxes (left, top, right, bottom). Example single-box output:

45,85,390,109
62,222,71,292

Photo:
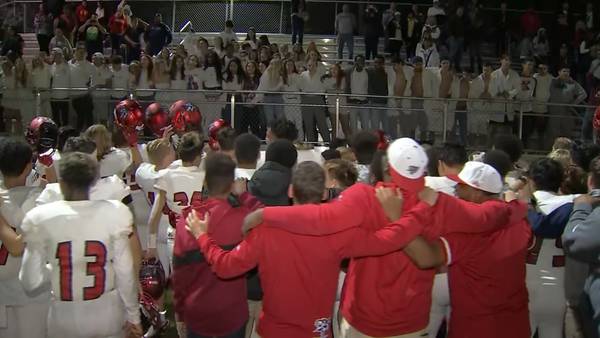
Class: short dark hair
270,119,298,141
217,127,237,152
58,152,98,191
438,143,467,167
321,149,341,161
493,134,523,163
528,158,564,192
426,146,440,176
292,161,325,204
351,131,378,164
483,149,513,177
265,139,297,168
589,156,600,188
178,132,204,162
57,126,80,152
0,138,33,177
235,133,261,165
370,150,387,183
571,143,600,172
62,136,96,154
204,152,236,195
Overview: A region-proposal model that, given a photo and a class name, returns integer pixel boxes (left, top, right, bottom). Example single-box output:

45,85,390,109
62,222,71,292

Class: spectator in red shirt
109,6,129,55
520,8,541,38
75,0,91,26
173,153,263,338
403,161,532,338
54,4,77,44
185,161,437,338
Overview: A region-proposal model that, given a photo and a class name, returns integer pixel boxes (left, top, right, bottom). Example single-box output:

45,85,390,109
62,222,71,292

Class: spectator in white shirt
490,54,520,126
527,63,553,149
220,20,237,47
69,44,95,130
415,35,440,68
299,59,330,142
282,58,303,140
110,54,129,100
91,52,111,123
345,54,369,132
50,48,71,126
49,28,73,60
427,0,446,21
31,53,52,116
256,59,284,124
222,57,245,126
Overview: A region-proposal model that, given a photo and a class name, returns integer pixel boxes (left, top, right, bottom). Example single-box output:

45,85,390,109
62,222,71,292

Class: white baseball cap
448,161,503,194
387,138,428,180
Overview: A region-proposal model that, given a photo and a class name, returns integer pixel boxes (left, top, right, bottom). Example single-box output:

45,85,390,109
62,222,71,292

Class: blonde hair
324,159,358,189
147,138,172,166
84,124,112,160
336,146,356,162
548,149,572,170
552,137,573,152
266,59,282,85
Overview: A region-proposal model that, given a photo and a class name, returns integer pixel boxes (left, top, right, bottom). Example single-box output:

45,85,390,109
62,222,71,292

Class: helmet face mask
145,102,170,137
26,117,58,153
139,259,167,327
114,99,144,134
169,100,202,135
208,118,229,151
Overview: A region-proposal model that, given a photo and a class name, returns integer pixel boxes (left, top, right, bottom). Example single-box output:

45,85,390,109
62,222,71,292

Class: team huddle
0,97,592,338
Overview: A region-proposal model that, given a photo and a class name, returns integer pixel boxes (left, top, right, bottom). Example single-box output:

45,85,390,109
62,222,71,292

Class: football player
18,151,142,338
0,138,49,338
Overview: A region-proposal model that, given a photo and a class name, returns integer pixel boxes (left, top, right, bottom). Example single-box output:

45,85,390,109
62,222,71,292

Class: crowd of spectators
0,0,599,150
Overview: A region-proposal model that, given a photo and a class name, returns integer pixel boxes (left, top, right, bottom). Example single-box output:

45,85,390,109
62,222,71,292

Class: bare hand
418,187,439,206
161,125,174,140
242,209,263,235
232,178,247,196
375,187,403,221
145,248,157,260
574,194,600,207
125,321,143,338
186,210,208,239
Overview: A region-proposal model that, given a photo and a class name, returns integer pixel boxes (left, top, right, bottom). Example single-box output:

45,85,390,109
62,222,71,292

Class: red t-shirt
441,218,531,338
75,4,90,24
197,199,431,338
262,183,527,336
109,14,128,35
172,193,262,336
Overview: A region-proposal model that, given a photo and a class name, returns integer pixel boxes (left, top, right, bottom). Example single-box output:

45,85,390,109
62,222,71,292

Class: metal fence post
335,96,340,138
279,0,284,34
230,94,236,129
36,91,41,116
171,0,176,31
518,109,523,140
229,0,234,20
442,102,448,143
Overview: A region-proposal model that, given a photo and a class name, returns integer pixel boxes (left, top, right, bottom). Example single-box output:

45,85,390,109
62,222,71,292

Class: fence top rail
25,87,599,110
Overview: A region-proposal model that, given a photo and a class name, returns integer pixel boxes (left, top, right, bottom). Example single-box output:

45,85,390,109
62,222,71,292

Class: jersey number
0,227,16,266
526,237,565,267
173,191,203,207
56,240,107,301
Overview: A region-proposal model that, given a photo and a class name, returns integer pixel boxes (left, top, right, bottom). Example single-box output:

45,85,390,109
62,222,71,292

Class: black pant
37,34,51,53
389,39,403,59
51,99,70,126
72,94,94,130
522,112,548,149
365,36,379,59
110,33,122,53
291,16,304,45
237,106,263,138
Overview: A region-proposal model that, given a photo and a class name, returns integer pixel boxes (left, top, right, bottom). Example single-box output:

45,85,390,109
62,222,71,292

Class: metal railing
10,86,595,148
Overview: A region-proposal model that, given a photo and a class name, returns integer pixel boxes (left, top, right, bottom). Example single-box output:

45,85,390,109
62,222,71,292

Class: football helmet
169,100,202,134
114,99,144,132
25,116,58,152
207,118,229,151
145,102,170,137
139,259,167,328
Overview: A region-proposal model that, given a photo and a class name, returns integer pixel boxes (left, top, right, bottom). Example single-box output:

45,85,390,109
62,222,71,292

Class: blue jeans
451,110,468,145
263,94,284,125
188,325,245,338
291,16,304,45
337,33,354,59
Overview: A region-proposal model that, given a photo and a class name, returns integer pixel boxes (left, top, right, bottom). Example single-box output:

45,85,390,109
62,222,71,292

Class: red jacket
196,196,432,338
108,14,128,35
262,183,527,336
442,218,531,338
75,4,90,25
172,193,262,336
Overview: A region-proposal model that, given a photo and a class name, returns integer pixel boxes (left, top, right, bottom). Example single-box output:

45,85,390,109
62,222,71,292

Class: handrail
28,87,598,110
0,0,16,9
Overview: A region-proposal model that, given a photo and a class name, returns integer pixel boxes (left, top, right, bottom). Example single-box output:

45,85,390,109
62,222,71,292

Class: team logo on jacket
313,318,331,338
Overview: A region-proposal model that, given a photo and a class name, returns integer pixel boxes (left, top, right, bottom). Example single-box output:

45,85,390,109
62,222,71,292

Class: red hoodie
262,182,527,336
172,193,262,336
196,194,433,338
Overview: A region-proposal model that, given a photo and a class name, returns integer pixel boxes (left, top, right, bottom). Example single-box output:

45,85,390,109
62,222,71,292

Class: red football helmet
145,102,170,137
169,100,202,134
26,116,58,152
114,99,144,133
208,118,229,151
139,258,167,327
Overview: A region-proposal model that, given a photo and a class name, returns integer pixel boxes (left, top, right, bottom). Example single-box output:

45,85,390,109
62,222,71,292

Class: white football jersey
19,200,139,336
154,165,205,215
36,175,131,206
135,162,170,242
99,147,132,178
0,186,50,306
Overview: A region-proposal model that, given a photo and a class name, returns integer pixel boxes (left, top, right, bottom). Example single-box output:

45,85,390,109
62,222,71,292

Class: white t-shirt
19,200,140,330
0,186,50,306
36,175,131,206
51,63,71,99
235,168,256,180
111,64,129,98
99,148,132,178
154,165,205,215
425,176,457,196
69,60,94,94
